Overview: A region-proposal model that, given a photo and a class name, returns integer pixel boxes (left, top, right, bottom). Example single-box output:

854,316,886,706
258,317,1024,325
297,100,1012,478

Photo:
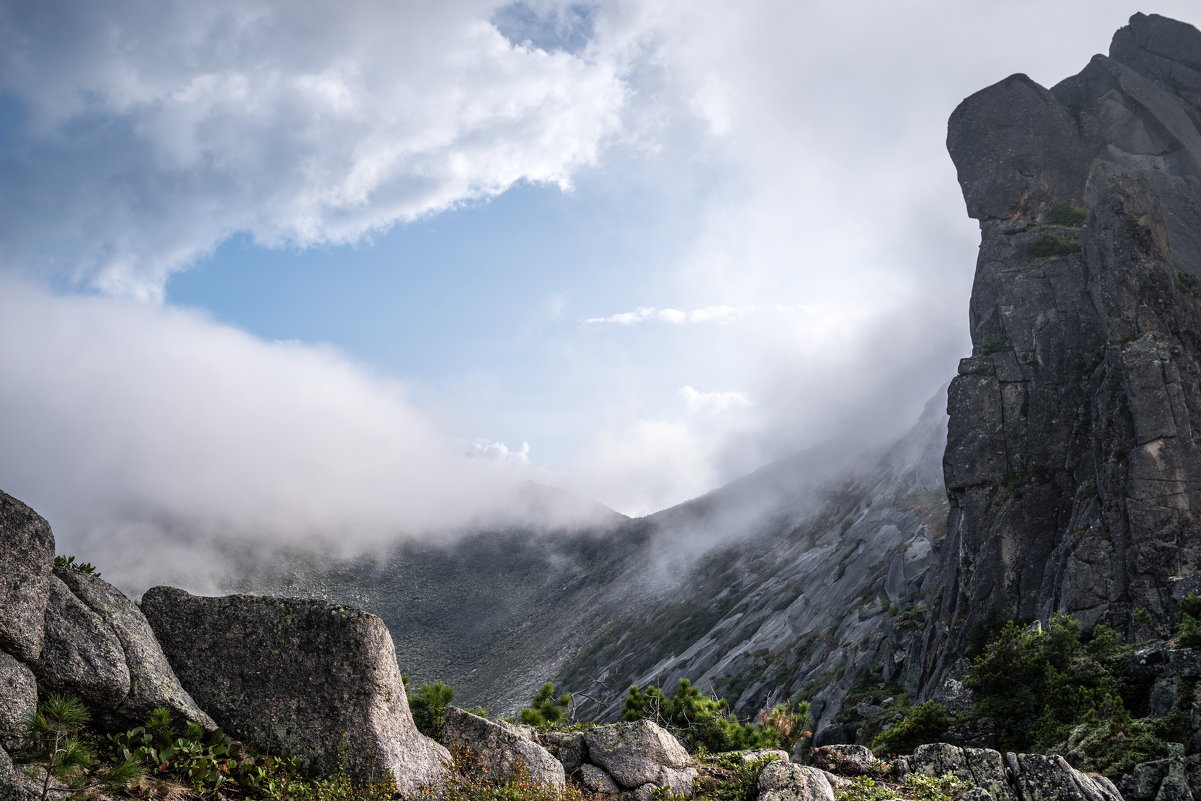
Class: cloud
678,386,750,413
465,438,532,465
582,304,807,326
0,278,548,592
0,0,626,301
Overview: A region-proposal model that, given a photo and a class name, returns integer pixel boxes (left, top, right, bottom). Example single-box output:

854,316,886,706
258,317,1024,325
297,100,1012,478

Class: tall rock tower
921,13,1201,690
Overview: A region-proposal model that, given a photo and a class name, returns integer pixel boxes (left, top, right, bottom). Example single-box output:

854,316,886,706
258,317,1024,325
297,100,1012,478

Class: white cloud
679,386,750,413
0,278,546,591
582,304,805,326
0,0,627,301
465,438,532,465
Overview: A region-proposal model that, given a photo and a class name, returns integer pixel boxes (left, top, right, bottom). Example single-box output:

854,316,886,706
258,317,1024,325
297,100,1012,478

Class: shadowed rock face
140,587,449,796
922,13,1201,689
0,491,53,663
44,569,214,729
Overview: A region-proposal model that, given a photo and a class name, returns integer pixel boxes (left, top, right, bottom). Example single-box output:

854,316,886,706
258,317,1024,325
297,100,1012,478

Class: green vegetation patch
1043,203,1088,227
623,678,808,753
1030,232,1082,258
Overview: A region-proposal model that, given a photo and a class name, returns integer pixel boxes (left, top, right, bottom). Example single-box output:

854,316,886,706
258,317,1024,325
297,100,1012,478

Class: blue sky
1,0,1199,589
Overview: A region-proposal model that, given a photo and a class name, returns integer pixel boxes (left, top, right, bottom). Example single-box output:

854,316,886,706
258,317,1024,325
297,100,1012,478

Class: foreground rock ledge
141,587,449,795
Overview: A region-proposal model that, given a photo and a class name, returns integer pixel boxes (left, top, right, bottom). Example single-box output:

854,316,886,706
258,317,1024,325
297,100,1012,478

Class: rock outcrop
0,651,36,753
141,587,449,796
0,491,53,663
756,762,835,801
581,720,696,797
923,12,1201,689
442,706,565,789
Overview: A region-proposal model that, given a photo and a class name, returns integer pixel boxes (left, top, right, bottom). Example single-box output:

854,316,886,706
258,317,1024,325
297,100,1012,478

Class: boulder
0,491,54,663
32,575,130,709
442,707,565,789
905,743,1017,801
583,720,695,796
0,745,21,801
756,762,835,801
0,650,36,752
729,749,790,765
51,568,213,728
1007,753,1124,801
578,763,622,795
544,730,587,773
141,587,449,795
812,744,875,775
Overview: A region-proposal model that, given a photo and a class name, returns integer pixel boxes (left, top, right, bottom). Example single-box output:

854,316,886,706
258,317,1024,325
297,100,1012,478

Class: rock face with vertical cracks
922,13,1201,690
140,587,449,796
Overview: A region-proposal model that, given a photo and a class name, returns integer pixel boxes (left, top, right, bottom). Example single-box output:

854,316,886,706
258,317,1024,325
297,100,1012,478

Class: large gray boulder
811,744,874,776
51,569,213,728
442,707,565,789
0,650,36,752
582,720,695,796
1007,753,1124,801
756,762,835,801
141,587,449,795
32,574,131,709
0,745,20,801
904,743,1018,801
0,491,54,663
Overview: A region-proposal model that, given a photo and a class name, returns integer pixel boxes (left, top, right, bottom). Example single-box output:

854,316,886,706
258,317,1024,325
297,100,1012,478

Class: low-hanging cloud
0,278,610,592
0,0,625,301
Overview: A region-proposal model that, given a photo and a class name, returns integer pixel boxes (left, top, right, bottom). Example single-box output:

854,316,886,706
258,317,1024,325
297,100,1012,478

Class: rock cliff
922,13,1201,689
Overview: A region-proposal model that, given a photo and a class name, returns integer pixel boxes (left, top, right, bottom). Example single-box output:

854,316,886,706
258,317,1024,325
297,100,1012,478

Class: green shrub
694,753,780,801
623,679,794,752
53,555,100,576
1029,232,1082,258
871,701,952,755
963,615,1127,752
408,680,456,739
519,683,572,729
21,694,142,801
1175,595,1201,647
1068,708,1171,775
1044,203,1088,227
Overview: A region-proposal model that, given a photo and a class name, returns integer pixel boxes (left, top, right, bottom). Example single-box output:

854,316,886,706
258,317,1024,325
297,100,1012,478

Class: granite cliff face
922,13,1201,689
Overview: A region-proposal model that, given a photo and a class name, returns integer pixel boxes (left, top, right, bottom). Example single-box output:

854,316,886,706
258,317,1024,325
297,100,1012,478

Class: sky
2,1,1199,589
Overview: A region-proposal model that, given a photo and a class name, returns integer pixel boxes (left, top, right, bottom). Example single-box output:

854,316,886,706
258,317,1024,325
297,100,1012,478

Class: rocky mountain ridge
919,11,1201,695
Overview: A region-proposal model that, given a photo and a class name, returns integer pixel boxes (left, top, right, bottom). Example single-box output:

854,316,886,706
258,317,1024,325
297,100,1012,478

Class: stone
442,707,564,789
582,720,695,795
549,730,587,774
0,651,36,752
0,746,20,801
53,568,213,728
1157,745,1194,801
756,762,835,801
729,749,790,765
906,744,1017,801
0,491,54,663
32,574,130,709
141,586,449,796
1007,753,1124,801
577,763,621,795
811,744,875,776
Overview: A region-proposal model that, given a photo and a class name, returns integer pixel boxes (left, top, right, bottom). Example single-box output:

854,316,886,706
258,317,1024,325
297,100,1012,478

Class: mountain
237,10,1201,745
916,12,1201,695
234,388,949,730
